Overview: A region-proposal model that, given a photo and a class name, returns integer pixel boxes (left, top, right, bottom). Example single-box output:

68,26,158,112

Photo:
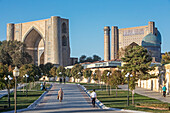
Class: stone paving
20,83,128,113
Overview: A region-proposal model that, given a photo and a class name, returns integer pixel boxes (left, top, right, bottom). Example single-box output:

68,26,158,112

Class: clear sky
0,0,170,60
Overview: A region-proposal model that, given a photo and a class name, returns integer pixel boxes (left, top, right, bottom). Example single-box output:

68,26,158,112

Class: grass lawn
0,83,51,112
96,90,170,113
79,83,118,90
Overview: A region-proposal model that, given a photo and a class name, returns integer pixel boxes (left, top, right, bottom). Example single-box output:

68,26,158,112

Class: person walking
90,89,97,107
162,85,167,97
58,88,64,102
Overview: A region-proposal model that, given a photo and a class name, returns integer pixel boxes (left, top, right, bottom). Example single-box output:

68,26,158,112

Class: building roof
142,33,161,47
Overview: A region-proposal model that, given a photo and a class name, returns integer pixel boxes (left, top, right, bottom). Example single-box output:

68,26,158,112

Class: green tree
83,68,92,79
19,64,40,82
120,45,153,105
0,40,32,67
49,66,57,77
101,70,110,91
0,63,13,107
79,55,87,63
92,55,101,62
56,66,65,78
86,57,93,62
109,70,124,96
162,52,170,64
71,64,83,82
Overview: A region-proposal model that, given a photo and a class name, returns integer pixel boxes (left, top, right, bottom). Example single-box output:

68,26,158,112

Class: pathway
119,85,170,103
20,83,128,113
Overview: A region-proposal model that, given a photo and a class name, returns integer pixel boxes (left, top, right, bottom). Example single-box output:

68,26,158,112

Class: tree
39,63,53,76
49,66,57,77
71,64,83,82
19,64,40,82
79,55,87,63
101,70,110,91
162,52,170,64
92,55,101,62
86,57,93,62
65,69,72,78
109,70,124,96
56,66,65,78
83,68,92,79
0,63,13,107
79,55,101,63
0,40,32,67
120,45,153,105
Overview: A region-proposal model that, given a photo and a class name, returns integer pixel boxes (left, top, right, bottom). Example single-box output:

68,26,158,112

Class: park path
20,83,127,113
119,85,170,103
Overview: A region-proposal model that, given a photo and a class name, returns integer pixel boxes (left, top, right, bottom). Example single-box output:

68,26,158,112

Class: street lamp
23,74,29,97
125,73,133,106
13,66,19,113
107,72,111,95
4,75,13,108
59,72,62,84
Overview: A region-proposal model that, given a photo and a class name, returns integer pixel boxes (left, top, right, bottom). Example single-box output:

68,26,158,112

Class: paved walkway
20,83,128,113
119,85,170,103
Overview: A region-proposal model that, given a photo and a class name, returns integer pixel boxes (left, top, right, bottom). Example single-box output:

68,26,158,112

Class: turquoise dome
142,33,161,47
157,31,161,44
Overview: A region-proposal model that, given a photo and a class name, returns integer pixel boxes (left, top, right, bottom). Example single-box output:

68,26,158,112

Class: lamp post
4,75,13,108
23,74,29,97
125,73,133,106
59,72,62,84
13,66,19,113
107,72,111,95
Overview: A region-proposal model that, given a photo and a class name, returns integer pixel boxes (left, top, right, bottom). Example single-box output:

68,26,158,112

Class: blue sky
0,0,170,59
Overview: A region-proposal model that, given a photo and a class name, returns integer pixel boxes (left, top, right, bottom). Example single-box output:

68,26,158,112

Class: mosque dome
142,33,161,47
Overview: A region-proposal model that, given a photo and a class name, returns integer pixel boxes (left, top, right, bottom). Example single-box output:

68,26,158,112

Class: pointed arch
22,26,45,43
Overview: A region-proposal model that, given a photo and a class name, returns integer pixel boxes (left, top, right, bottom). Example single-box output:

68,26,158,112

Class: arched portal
24,28,45,65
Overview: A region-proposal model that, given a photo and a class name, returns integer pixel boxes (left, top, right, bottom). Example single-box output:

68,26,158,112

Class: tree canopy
162,52,170,64
0,40,32,67
79,55,101,63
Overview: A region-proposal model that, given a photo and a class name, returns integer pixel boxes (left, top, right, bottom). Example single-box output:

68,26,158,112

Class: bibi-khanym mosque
6,16,77,67
6,16,161,67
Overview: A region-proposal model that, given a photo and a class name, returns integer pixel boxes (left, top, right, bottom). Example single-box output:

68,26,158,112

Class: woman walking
58,88,64,102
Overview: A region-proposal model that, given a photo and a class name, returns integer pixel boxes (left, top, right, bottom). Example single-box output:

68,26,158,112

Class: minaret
148,21,155,34
7,23,14,41
51,16,62,66
104,26,110,61
111,26,119,60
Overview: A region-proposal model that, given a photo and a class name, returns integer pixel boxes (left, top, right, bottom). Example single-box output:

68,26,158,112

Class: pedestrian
90,89,97,107
162,85,167,97
58,88,64,102
40,83,43,90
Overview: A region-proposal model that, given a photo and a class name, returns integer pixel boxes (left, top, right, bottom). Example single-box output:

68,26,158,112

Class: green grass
96,90,170,113
79,83,118,90
0,91,44,112
0,83,51,112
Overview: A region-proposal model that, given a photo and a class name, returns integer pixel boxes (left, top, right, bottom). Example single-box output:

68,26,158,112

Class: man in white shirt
90,89,97,107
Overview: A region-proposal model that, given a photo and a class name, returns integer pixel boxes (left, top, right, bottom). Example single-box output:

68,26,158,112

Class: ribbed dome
157,31,161,44
142,33,161,47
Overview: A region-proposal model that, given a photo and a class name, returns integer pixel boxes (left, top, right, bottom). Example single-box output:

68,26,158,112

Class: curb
2,84,53,113
78,84,149,113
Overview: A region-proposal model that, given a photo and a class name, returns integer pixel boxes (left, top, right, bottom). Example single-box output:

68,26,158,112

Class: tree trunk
110,85,111,95
116,87,117,97
106,84,108,91
132,90,134,105
7,87,10,108
100,80,101,89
